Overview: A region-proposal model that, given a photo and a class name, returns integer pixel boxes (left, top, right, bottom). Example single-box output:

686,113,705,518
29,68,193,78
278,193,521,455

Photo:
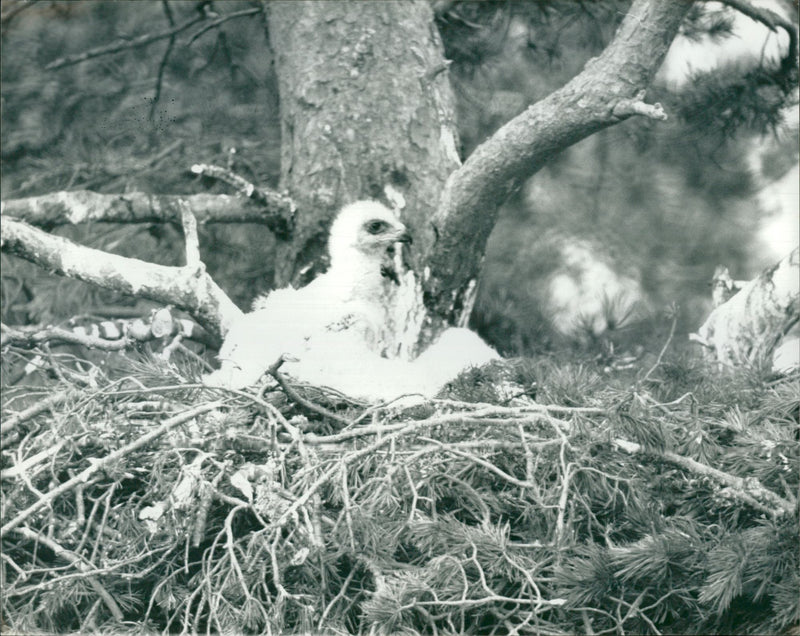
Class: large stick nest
1,346,798,635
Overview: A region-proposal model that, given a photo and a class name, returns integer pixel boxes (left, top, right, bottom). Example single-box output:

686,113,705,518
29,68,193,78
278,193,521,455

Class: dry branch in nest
2,346,797,635
189,164,296,239
1,308,214,351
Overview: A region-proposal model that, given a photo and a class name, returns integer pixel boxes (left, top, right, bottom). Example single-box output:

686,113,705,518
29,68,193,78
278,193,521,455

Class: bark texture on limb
692,247,799,368
614,437,794,518
1,190,294,236
1,217,243,340
425,0,692,326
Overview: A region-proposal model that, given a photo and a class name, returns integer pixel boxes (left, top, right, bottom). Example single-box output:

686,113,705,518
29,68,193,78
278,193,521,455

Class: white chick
204,201,411,389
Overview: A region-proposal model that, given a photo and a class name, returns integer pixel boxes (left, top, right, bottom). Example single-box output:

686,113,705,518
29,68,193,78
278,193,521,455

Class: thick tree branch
2,325,130,351
191,164,296,237
1,217,243,340
425,0,692,323
1,309,214,351
1,190,295,236
180,203,202,269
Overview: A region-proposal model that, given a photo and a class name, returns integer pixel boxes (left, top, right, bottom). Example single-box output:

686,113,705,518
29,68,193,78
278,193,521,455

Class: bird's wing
203,309,286,388
204,287,315,388
281,328,500,403
281,328,424,401
204,284,385,389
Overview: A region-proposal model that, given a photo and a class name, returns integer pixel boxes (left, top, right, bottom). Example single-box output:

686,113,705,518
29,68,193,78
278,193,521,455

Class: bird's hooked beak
386,227,412,262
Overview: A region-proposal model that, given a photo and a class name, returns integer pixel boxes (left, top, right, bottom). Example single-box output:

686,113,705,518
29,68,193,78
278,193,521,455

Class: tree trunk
267,0,460,357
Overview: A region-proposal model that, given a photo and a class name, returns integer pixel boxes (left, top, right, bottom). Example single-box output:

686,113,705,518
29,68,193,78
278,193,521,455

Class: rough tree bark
425,0,690,328
0,190,294,234
1,211,242,340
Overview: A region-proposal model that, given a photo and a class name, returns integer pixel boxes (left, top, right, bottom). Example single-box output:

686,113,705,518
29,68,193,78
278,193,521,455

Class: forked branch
426,0,693,322
1,216,243,339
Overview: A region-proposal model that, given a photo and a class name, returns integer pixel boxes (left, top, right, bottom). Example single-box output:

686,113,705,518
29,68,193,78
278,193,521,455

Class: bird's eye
366,220,389,235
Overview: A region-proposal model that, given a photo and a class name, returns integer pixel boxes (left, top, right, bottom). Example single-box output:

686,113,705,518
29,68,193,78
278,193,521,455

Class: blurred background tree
1,0,797,358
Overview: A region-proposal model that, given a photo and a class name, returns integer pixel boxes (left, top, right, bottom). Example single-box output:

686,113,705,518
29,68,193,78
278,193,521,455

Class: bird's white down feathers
204,200,500,401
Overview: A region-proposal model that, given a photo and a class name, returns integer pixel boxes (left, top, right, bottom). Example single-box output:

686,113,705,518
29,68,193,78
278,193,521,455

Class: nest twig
1,346,797,635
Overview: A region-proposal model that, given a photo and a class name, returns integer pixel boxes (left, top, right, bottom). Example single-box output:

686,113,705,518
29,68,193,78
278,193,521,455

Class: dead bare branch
191,164,296,237
1,324,132,351
614,437,795,518
1,217,243,339
1,309,212,352
0,390,75,437
1,190,295,236
11,526,125,621
269,366,352,427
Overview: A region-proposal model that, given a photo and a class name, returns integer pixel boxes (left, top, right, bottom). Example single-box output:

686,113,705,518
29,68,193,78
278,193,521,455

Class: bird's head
328,201,412,267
